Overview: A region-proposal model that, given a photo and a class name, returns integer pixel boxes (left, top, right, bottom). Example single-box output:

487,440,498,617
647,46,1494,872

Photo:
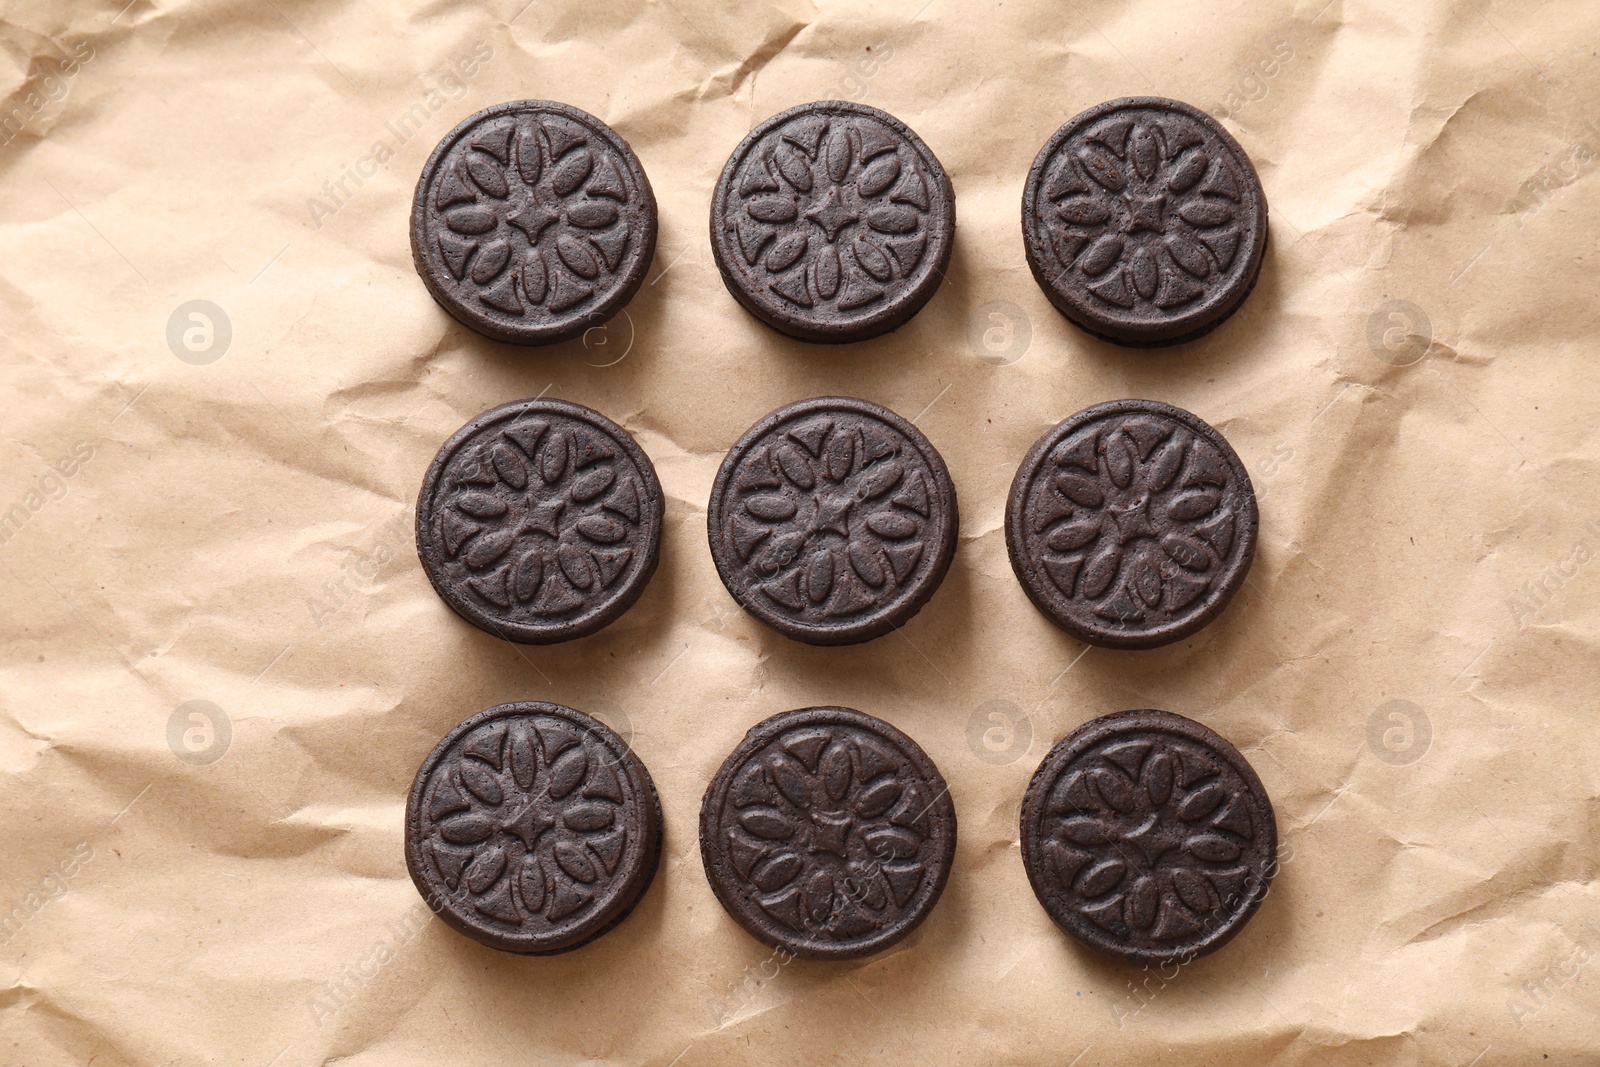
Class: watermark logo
838,44,895,101
1213,40,1295,121
168,699,232,765
1365,300,1431,367
310,899,435,1027
966,700,1032,766
1508,926,1598,1028
166,300,232,365
1507,519,1599,627
306,41,494,230
585,699,634,749
1365,699,1430,766
0,439,95,549
581,308,634,368
968,300,1032,367
1,841,95,944
2,40,95,147
306,511,410,628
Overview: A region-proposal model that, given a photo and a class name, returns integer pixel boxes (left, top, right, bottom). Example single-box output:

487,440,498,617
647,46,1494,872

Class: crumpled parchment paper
3,0,1598,1063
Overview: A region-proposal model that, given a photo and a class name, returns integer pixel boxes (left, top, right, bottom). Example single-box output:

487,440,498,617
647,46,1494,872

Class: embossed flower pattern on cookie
733,417,930,612
1042,736,1261,942
701,708,957,959
709,398,957,645
1021,711,1277,965
418,400,662,644
1038,416,1238,622
412,101,656,344
436,119,634,312
732,115,932,312
407,703,662,954
1044,114,1248,311
1007,400,1256,648
423,715,632,928
1023,97,1267,345
441,420,643,610
712,102,954,341
721,726,932,938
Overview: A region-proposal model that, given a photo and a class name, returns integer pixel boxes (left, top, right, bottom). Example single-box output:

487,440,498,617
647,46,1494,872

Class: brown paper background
3,0,1598,1063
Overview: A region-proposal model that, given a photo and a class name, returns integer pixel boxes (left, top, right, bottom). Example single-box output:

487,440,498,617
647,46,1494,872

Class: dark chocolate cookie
406,702,663,954
710,101,955,343
1005,399,1256,649
699,706,956,960
707,397,958,645
1021,97,1267,346
416,398,663,644
1020,710,1277,965
411,100,657,345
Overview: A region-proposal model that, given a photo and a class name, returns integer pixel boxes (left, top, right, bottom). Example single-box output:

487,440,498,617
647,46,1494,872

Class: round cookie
1005,399,1257,649
406,702,663,955
699,706,956,960
707,397,958,645
1022,97,1268,346
411,100,657,345
710,101,955,343
417,398,663,644
1020,709,1277,965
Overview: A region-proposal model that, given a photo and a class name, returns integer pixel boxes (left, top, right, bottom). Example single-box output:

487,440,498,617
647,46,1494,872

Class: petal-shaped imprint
546,745,589,799
1177,199,1234,227
804,550,836,604
1185,833,1243,863
1054,472,1105,508
461,761,504,805
813,244,841,300
766,232,809,272
857,155,901,197
1077,146,1126,190
464,530,515,570
1126,875,1159,929
866,512,917,539
550,148,594,196
490,443,529,489
556,234,601,279
745,494,798,522
563,803,614,832
853,238,893,281
1166,149,1209,192
739,807,794,840
1129,248,1159,300
825,129,852,182
1166,489,1222,522
456,492,508,518
854,777,903,818
439,812,496,845
465,155,509,199
1079,235,1125,276
1077,858,1127,898
820,743,853,801
1143,751,1174,807
465,846,508,894
748,195,799,223
566,200,619,229
446,207,497,235
1057,199,1112,225
1128,125,1160,180
866,205,919,233
1078,544,1122,600
775,145,813,192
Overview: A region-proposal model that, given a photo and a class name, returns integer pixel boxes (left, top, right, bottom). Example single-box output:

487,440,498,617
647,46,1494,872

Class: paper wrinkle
706,15,811,101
